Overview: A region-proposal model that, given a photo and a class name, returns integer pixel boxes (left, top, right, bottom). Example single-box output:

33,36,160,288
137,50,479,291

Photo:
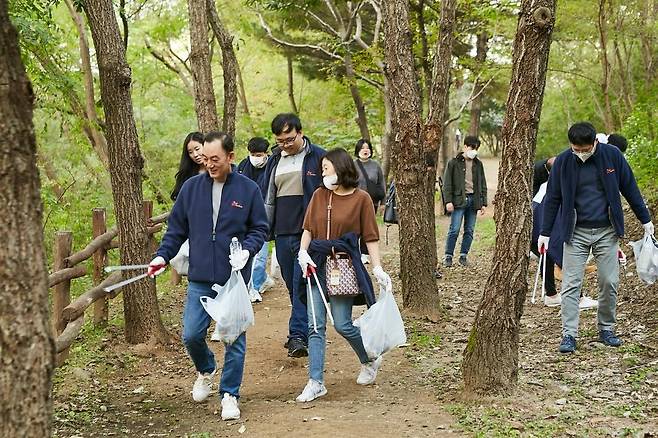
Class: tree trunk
468,31,489,137
381,76,393,182
83,0,169,344
344,50,371,141
414,0,432,114
235,60,257,136
0,3,55,434
207,0,237,137
597,0,614,132
382,0,438,319
286,53,299,114
461,0,556,393
422,0,456,275
187,0,219,132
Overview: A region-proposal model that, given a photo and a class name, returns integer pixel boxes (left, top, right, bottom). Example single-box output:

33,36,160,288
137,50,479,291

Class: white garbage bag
631,235,658,285
270,249,282,280
200,271,254,344
354,286,407,360
170,240,189,275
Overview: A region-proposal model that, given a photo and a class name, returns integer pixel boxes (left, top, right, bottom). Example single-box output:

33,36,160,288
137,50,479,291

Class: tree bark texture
207,0,237,137
461,0,556,393
422,0,456,274
286,53,299,113
0,2,55,434
468,31,489,137
188,0,219,132
83,0,169,344
381,75,393,182
382,0,438,318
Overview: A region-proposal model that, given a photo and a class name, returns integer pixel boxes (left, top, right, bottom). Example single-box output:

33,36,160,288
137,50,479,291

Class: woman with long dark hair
171,132,206,201
295,148,393,402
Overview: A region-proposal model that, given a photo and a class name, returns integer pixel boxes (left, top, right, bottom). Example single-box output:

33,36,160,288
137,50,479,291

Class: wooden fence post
53,231,73,364
92,208,108,326
143,200,156,255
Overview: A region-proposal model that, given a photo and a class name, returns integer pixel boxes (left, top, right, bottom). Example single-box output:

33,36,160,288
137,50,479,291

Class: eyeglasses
275,132,299,147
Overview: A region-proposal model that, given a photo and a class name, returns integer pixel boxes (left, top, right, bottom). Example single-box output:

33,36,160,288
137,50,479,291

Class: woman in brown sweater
295,148,393,403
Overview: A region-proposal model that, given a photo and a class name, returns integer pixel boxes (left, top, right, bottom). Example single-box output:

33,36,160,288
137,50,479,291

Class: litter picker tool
104,264,149,272
307,266,334,327
531,252,544,304
104,272,149,293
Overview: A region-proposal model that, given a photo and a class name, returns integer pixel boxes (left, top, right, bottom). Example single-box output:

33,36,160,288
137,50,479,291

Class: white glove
229,249,250,271
618,249,627,267
297,249,316,278
372,265,392,293
538,235,550,254
147,256,167,278
643,221,654,237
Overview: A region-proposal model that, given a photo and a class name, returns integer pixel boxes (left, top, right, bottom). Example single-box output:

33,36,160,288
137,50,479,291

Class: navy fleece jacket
541,142,650,242
156,171,268,285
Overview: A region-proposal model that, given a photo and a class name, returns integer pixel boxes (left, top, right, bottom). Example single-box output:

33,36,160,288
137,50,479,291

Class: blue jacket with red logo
156,171,268,285
260,138,325,240
541,142,650,242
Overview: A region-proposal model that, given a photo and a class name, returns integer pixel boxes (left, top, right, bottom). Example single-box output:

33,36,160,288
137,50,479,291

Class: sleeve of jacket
541,157,562,236
242,184,269,256
156,185,189,263
479,162,488,207
618,155,651,224
442,159,455,205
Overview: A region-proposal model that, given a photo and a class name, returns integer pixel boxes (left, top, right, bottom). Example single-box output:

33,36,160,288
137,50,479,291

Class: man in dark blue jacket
235,137,272,304
260,113,324,358
540,122,654,354
148,131,268,420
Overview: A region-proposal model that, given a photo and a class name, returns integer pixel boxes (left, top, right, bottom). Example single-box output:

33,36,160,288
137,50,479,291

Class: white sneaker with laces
192,371,214,402
259,276,275,294
543,293,561,307
357,356,382,385
248,287,263,303
220,393,240,420
296,379,327,403
579,296,598,310
210,324,221,342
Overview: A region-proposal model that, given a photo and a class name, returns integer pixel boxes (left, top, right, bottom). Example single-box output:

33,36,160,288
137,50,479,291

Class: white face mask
249,155,267,168
323,174,338,190
572,144,596,162
465,149,478,160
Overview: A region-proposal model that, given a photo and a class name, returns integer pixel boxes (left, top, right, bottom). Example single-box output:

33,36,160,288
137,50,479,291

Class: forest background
11,0,656,267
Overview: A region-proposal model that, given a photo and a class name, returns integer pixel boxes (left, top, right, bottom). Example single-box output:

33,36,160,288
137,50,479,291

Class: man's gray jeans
561,226,619,338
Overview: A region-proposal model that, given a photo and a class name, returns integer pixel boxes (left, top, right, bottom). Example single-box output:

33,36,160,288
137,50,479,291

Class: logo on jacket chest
231,200,244,209
606,168,616,174
306,170,317,177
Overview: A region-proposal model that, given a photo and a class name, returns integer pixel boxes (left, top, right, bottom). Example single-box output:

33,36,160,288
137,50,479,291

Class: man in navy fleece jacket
539,122,654,354
148,131,268,421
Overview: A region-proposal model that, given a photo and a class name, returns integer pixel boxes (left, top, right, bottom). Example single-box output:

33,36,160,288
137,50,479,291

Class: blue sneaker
599,330,623,347
559,335,576,353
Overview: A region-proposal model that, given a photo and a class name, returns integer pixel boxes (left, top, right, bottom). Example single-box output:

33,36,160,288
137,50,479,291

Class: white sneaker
248,288,263,303
579,296,598,310
220,393,240,420
192,371,214,402
357,356,382,385
259,276,275,294
296,379,327,403
210,325,221,342
543,293,562,307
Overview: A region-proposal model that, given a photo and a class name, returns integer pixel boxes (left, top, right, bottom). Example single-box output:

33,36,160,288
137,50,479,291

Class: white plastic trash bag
200,271,254,344
170,240,190,275
270,249,282,280
630,235,658,285
354,286,407,360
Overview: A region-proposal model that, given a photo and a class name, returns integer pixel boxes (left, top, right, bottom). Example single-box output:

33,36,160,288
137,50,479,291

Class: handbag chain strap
327,192,337,259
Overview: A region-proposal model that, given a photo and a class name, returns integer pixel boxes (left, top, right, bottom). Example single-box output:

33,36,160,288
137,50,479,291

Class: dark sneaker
287,338,308,358
599,330,623,347
459,255,469,266
443,256,453,267
558,335,576,353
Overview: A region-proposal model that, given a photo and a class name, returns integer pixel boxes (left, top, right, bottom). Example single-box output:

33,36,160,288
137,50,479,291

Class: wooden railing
49,200,169,365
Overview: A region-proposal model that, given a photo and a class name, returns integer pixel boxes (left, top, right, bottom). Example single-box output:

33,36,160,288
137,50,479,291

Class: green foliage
622,104,658,201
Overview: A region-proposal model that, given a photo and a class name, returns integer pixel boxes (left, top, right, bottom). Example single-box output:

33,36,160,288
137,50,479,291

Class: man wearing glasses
261,113,325,357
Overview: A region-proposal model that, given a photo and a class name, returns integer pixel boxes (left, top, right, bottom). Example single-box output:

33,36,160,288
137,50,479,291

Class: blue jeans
445,195,478,258
183,281,247,398
306,282,370,383
250,242,269,291
560,226,619,338
275,234,308,342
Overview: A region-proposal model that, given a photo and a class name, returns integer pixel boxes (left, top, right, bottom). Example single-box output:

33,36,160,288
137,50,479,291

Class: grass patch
407,323,442,350
471,217,496,252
